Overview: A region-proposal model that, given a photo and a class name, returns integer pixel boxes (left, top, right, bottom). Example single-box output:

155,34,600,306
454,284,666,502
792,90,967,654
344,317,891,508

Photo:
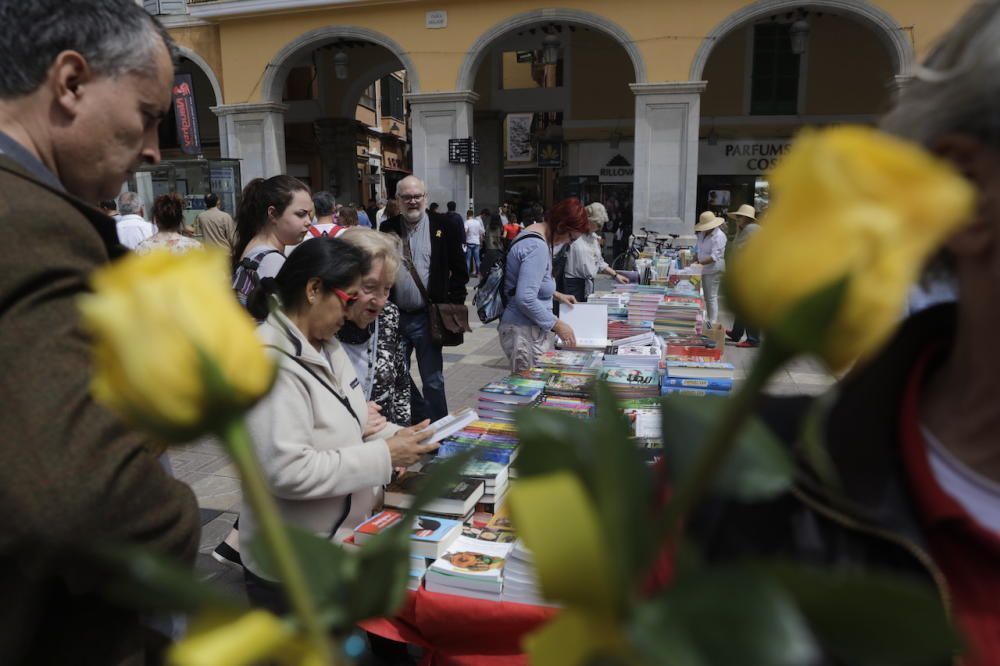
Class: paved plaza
175,277,837,592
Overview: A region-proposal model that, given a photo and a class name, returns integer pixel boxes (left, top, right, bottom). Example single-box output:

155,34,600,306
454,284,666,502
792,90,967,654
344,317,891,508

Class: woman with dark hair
136,192,201,255
498,197,590,372
240,237,436,609
231,175,313,305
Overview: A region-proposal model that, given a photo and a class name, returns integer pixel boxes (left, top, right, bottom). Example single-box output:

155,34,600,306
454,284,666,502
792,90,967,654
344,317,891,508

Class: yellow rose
168,609,304,666
79,249,276,441
727,126,975,370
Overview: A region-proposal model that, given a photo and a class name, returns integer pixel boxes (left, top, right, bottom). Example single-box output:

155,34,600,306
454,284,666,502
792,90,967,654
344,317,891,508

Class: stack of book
662,360,736,396
383,473,485,521
607,321,655,342
621,404,662,441
421,457,511,509
666,272,702,295
535,350,602,371
503,540,557,607
538,395,595,418
654,294,704,337
517,368,595,398
425,536,513,601
477,380,544,422
662,334,723,362
437,420,521,465
603,345,661,371
625,293,663,327
354,510,464,591
598,367,661,400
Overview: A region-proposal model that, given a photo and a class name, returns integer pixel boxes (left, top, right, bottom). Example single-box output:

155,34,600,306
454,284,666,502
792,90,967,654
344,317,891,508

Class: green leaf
660,394,794,501
514,408,593,482
765,563,960,666
768,276,850,358
630,566,819,666
796,388,843,493
94,543,245,614
589,383,653,595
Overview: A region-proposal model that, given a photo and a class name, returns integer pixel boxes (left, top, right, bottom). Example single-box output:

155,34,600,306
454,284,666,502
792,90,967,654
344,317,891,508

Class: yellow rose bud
168,609,297,666
79,249,276,441
727,126,975,370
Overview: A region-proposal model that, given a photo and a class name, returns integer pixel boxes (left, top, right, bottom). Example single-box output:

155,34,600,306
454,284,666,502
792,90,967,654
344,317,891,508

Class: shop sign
426,10,447,29
537,140,562,168
599,154,633,183
171,73,201,156
699,139,792,175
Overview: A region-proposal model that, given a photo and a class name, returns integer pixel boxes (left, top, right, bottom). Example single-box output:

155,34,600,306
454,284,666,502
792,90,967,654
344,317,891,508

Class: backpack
233,248,282,306
473,233,545,324
307,224,347,239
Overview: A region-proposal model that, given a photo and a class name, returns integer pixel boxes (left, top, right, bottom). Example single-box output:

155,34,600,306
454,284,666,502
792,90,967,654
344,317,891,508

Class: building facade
153,0,974,233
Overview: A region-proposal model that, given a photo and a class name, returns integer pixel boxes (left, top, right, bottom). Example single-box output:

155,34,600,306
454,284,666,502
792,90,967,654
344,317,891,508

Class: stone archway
175,46,223,106
455,8,646,91
689,0,914,81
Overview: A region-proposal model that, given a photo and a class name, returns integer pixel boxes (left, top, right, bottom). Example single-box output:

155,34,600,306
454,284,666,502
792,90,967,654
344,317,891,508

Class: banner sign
537,140,562,167
172,73,201,156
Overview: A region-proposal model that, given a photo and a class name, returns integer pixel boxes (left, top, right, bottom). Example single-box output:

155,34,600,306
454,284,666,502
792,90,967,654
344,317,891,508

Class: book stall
361,281,736,665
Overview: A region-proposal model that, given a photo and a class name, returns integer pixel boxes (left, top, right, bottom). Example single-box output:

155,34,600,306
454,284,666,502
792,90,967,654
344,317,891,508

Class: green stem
222,419,339,665
659,340,789,546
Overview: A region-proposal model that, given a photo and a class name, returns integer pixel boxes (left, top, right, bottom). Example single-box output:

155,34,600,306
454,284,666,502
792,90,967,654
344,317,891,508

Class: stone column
630,82,706,236
315,118,360,203
406,90,479,211
211,102,288,183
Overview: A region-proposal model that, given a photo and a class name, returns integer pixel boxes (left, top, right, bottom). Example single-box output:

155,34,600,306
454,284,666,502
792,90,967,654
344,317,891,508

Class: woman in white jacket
239,237,436,609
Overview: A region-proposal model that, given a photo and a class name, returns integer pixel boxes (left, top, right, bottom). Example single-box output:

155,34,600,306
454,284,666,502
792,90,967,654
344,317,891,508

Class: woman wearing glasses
239,237,436,610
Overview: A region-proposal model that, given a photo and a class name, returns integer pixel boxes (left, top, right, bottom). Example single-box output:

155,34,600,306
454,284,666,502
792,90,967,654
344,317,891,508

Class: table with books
358,287,735,664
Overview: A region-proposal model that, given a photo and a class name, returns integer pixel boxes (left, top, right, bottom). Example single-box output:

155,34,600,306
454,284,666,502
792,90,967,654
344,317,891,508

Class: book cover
438,441,517,465
599,367,659,386
428,535,512,585
384,473,485,516
661,377,734,391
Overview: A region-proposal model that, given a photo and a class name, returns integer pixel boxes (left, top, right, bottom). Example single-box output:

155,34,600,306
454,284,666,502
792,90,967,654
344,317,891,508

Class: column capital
211,102,289,117
630,81,707,97
405,90,480,106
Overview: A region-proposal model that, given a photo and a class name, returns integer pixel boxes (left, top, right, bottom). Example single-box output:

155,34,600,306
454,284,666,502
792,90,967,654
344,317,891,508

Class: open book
426,407,480,444
557,303,609,348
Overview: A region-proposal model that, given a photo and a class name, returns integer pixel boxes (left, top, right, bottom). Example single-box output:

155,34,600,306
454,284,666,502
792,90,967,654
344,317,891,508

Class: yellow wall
700,27,747,117
175,0,977,105
569,30,634,120
169,24,224,93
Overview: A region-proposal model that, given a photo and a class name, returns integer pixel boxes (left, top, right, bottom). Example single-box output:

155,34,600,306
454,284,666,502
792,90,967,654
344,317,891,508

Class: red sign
172,73,201,155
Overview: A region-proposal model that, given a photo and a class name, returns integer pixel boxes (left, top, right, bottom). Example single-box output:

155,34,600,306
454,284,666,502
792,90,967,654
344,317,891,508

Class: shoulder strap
307,226,322,238
400,229,433,305
507,231,546,254
268,346,362,427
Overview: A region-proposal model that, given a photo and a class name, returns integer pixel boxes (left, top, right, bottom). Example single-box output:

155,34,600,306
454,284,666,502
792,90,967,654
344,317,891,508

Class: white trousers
702,271,723,328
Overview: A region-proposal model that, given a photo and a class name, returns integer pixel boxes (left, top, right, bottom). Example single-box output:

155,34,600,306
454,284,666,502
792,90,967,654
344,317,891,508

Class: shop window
750,23,800,115
381,77,405,120
501,51,563,90
360,82,376,110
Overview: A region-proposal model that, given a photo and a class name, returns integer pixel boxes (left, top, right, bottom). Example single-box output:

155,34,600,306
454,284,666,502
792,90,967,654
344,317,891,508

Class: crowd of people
4,0,1000,664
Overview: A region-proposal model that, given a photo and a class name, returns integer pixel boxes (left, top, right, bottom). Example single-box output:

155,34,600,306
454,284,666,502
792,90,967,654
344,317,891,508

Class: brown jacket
0,156,200,664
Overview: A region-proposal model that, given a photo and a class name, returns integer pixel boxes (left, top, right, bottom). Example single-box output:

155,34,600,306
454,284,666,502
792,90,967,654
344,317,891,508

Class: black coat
380,212,469,305
689,304,959,658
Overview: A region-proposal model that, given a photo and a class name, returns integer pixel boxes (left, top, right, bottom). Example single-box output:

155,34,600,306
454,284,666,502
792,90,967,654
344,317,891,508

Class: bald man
379,176,469,421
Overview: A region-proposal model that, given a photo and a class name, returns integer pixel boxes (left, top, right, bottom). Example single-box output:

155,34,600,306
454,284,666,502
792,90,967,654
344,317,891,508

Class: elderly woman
693,210,727,329
240,237,436,609
335,228,411,426
563,202,629,302
499,198,591,372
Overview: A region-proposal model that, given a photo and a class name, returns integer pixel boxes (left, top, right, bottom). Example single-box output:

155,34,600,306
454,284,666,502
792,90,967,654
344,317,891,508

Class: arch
456,8,647,91
261,26,418,104
339,61,407,118
176,45,223,105
689,0,914,80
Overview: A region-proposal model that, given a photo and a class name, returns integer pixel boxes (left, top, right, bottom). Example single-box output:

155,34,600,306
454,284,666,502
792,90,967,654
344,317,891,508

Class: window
143,0,187,15
359,82,376,110
380,77,405,120
750,23,800,115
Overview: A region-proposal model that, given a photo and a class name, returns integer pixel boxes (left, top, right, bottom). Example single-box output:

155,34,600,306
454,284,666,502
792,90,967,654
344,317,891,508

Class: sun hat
694,210,725,232
726,203,757,221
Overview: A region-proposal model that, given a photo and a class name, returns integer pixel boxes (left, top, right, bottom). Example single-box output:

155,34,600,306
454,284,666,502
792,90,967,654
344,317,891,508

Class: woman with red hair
498,198,590,372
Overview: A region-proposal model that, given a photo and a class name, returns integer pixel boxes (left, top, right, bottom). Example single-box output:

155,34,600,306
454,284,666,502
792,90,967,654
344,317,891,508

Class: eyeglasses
332,288,359,308
398,194,425,202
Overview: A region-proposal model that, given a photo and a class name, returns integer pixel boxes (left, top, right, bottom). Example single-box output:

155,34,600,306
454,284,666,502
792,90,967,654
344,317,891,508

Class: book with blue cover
660,386,732,397
660,376,734,392
438,440,518,465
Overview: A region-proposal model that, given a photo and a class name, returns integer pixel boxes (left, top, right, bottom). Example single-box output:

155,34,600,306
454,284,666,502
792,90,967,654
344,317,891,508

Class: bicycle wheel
611,252,635,272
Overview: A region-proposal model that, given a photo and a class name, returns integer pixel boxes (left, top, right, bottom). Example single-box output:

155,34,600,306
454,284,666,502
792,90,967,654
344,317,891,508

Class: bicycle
611,228,679,271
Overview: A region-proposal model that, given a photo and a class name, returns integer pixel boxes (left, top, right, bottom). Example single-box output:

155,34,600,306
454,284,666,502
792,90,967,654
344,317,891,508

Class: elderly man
690,4,1000,664
115,191,155,250
195,191,236,252
0,1,199,663
380,175,468,421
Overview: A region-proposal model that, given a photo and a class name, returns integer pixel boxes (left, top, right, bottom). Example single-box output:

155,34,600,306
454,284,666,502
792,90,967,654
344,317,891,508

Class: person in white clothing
693,210,728,329
564,202,629,301
115,191,155,250
464,208,486,277
240,236,436,610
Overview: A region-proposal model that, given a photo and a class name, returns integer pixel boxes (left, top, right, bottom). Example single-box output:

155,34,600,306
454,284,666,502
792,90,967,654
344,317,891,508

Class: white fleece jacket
239,310,400,580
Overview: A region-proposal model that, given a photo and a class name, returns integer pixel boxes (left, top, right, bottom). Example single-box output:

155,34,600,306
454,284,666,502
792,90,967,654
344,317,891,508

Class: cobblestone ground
175,275,837,593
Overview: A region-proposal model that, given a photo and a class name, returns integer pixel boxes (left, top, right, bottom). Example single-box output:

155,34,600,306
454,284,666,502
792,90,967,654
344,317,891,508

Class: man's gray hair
117,192,143,216
0,0,176,99
881,1,1000,148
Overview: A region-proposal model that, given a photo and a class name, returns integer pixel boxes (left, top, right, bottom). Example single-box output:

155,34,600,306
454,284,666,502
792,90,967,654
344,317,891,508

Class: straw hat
694,210,725,232
726,203,757,221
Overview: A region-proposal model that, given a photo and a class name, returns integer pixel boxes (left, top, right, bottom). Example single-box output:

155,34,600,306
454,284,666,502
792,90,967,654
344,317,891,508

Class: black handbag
401,232,471,347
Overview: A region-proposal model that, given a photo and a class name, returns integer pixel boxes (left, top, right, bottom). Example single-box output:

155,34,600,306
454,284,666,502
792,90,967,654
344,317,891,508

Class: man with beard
379,176,468,421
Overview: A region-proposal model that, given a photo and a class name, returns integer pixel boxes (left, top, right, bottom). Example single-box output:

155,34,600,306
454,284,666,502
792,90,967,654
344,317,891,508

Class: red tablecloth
360,587,558,666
